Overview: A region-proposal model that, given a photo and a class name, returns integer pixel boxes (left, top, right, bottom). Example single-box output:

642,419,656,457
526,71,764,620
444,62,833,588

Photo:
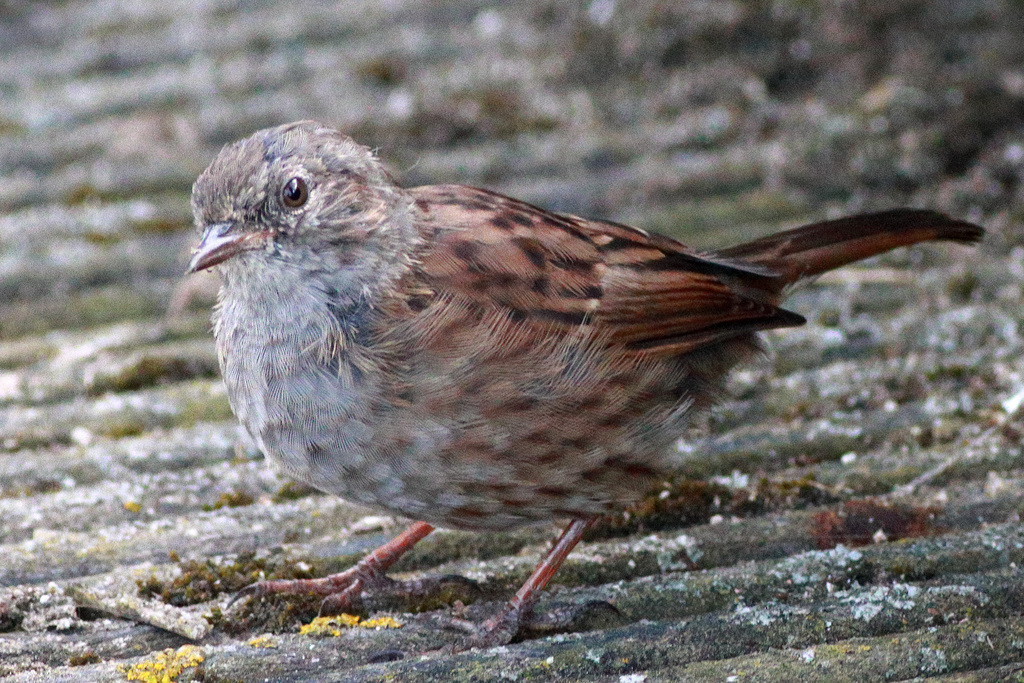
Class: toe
318,583,362,617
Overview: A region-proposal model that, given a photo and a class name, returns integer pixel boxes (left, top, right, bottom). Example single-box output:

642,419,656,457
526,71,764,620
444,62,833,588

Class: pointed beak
187,223,264,273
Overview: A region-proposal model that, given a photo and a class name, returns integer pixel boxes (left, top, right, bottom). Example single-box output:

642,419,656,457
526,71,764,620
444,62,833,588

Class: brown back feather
402,188,983,358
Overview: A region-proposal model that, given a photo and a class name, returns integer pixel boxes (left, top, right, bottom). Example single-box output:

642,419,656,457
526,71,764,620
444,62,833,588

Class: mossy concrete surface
3,0,1024,681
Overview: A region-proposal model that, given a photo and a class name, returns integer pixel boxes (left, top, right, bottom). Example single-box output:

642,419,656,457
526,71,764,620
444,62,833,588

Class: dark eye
281,177,308,208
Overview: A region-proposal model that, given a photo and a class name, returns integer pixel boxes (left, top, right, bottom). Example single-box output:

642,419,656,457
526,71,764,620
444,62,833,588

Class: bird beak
187,223,264,273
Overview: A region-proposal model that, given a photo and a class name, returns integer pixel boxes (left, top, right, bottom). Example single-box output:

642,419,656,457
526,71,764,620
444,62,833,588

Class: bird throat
213,259,381,491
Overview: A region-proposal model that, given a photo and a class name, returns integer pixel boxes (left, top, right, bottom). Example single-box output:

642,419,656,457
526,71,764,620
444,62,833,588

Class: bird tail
717,209,984,288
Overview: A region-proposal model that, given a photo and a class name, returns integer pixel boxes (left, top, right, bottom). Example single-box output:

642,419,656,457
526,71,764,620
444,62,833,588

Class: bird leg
458,517,596,648
235,517,597,647
233,521,437,614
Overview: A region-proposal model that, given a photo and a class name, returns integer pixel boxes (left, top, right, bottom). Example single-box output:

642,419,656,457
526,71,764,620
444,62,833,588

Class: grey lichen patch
0,284,180,340
0,337,58,370
3,332,218,409
0,379,231,452
771,544,869,586
68,576,214,641
355,84,561,151
838,583,921,622
919,645,950,675
83,340,220,395
0,582,79,635
393,525,553,573
647,617,1024,683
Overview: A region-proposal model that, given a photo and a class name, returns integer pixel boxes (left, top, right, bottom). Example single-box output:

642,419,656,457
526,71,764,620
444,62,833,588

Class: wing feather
398,185,801,356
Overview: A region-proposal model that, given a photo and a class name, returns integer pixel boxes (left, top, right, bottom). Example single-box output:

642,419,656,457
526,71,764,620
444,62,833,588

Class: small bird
188,120,983,645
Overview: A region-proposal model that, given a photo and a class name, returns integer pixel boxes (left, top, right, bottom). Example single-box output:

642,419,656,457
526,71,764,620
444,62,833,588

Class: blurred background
4,0,1023,332
3,1,1024,680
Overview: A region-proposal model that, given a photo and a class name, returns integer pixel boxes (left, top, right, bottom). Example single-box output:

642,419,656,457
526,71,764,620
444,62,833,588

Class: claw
438,602,530,651
226,581,262,609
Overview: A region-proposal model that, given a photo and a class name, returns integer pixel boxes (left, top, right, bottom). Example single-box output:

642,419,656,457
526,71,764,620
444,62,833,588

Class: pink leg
235,521,435,611
472,517,596,646
237,517,597,647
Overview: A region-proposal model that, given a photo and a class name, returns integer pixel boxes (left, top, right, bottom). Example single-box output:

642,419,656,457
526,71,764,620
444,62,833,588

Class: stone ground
2,0,1024,680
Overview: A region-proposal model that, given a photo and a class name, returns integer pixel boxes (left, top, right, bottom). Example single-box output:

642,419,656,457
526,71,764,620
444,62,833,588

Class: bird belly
224,341,689,531
216,281,707,531
358,351,698,531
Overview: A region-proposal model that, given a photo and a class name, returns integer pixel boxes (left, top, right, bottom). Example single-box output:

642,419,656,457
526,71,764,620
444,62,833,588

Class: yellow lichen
360,615,403,629
123,501,142,513
247,635,278,648
117,645,203,682
298,614,402,636
298,614,360,636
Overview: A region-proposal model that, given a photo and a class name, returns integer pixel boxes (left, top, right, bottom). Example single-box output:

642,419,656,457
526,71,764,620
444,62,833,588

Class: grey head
188,120,419,291
189,122,424,498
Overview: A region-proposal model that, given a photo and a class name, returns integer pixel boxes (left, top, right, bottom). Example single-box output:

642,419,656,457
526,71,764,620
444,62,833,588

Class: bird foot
433,602,531,650
229,562,381,613
438,598,624,650
232,565,480,616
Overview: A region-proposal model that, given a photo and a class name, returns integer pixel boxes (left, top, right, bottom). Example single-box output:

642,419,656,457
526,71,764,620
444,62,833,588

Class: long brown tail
719,209,984,288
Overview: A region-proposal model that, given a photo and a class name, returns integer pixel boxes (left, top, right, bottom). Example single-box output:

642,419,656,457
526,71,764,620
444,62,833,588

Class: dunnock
188,121,983,645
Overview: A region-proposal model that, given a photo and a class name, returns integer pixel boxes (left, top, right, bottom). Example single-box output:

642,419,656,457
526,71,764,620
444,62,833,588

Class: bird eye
281,177,308,208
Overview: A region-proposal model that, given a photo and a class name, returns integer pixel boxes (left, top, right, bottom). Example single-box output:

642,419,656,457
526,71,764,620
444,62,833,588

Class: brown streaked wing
405,184,804,356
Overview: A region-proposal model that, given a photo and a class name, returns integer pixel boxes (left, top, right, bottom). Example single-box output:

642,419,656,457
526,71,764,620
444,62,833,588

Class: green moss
0,478,62,499
598,475,839,539
816,307,843,327
598,479,732,536
271,481,318,503
0,286,165,339
740,476,842,515
138,552,317,608
946,271,980,302
355,56,407,86
138,552,386,634
172,391,234,429
65,185,112,205
75,288,161,329
0,602,24,632
231,591,326,635
68,650,101,666
130,217,190,235
97,420,147,440
0,116,26,136
87,351,220,396
82,230,123,245
202,490,256,511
